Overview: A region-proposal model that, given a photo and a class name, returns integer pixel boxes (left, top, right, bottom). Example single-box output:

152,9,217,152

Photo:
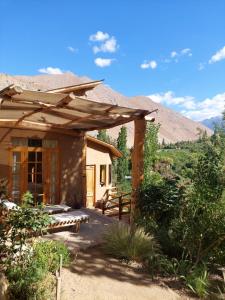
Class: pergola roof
0,84,153,133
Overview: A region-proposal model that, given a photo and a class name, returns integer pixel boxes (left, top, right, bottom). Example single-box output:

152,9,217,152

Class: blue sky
0,0,225,121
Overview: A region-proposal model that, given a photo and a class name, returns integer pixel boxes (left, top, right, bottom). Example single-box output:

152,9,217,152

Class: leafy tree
96,129,111,143
117,126,129,183
143,122,160,184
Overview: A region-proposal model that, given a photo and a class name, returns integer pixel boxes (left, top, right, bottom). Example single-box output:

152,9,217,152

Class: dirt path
61,247,191,300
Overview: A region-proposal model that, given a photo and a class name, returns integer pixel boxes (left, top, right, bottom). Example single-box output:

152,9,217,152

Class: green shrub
6,240,70,300
183,265,209,298
33,240,71,273
6,258,55,300
102,223,159,263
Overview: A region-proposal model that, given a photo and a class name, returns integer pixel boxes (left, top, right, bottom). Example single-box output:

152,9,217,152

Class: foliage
144,122,160,184
0,178,8,199
117,126,129,183
33,240,70,273
102,223,159,263
4,239,69,299
0,192,57,299
138,124,225,296
6,240,69,300
97,129,111,144
6,259,56,300
183,265,209,298
170,138,225,265
138,176,185,257
22,191,35,207
1,202,51,261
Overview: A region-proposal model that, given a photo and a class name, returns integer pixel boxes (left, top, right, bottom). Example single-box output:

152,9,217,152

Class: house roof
87,135,122,158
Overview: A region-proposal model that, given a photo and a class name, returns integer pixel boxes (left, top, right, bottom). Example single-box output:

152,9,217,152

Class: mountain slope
201,116,223,130
0,73,212,146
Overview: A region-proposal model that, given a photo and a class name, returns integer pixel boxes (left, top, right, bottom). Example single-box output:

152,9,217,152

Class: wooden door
86,165,95,208
10,146,59,204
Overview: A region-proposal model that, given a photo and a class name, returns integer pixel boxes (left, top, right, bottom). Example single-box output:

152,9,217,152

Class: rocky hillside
0,73,212,147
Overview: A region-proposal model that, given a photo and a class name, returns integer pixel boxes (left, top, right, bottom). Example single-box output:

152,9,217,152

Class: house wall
86,140,113,203
0,127,85,207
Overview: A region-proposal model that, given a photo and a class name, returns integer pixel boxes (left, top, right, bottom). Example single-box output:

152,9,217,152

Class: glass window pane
100,165,106,185
12,138,27,147
36,163,42,173
28,152,36,162
28,162,36,173
37,152,42,162
36,174,42,184
13,152,21,164
28,139,42,147
12,163,20,174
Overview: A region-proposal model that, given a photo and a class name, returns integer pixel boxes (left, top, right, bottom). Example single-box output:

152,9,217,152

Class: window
100,165,106,186
10,137,59,204
108,164,112,185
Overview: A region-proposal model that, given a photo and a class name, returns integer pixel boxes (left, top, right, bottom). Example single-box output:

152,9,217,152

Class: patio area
43,208,117,251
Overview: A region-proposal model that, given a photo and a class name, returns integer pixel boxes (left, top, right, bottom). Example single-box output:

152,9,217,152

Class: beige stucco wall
0,128,84,207
86,140,113,203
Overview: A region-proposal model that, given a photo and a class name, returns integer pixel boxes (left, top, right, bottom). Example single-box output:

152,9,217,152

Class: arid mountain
0,73,212,147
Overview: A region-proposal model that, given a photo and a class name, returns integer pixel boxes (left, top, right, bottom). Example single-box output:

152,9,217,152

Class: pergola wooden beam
47,80,103,94
0,120,82,144
130,117,147,225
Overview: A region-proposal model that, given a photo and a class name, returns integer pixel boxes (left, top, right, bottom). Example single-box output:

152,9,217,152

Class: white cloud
149,91,195,109
170,51,177,58
181,48,192,56
148,91,225,121
167,48,192,63
209,45,225,64
92,36,118,53
89,31,109,42
67,46,78,53
140,60,157,69
94,58,114,67
38,67,63,75
198,63,205,71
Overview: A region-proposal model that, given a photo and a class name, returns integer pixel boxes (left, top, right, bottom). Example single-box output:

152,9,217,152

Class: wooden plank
130,117,146,225
81,134,87,207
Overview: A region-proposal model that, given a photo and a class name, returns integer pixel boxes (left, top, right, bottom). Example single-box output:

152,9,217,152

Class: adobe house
86,135,122,208
0,81,154,220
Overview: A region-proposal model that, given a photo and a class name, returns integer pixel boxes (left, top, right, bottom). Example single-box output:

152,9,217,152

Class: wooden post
81,134,87,207
56,255,63,300
119,195,122,220
130,117,146,225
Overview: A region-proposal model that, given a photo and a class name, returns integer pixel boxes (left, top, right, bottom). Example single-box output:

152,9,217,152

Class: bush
102,223,159,263
183,265,209,298
6,240,70,300
33,240,71,273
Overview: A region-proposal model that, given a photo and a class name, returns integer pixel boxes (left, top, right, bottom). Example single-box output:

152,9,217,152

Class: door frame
86,164,96,207
9,145,60,204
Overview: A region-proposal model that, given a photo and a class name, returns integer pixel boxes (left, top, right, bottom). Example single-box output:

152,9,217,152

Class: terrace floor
43,208,117,251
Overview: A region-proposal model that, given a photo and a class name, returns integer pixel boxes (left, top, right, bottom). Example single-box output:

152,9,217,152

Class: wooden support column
130,117,146,225
81,133,87,207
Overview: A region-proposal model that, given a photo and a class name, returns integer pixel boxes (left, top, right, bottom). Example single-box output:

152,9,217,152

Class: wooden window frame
9,139,60,204
100,164,107,187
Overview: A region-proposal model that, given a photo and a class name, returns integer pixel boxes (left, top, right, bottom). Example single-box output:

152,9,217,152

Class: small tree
97,129,111,143
143,123,160,184
117,126,129,183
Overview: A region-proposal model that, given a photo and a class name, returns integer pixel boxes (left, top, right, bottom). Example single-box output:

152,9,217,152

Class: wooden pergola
0,83,156,220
